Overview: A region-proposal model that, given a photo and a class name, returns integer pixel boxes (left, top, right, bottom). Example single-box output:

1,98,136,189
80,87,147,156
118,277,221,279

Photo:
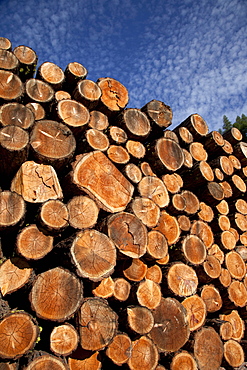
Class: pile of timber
0,36,247,370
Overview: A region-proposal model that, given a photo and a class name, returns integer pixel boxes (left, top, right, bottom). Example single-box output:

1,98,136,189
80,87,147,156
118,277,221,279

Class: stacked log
0,36,246,369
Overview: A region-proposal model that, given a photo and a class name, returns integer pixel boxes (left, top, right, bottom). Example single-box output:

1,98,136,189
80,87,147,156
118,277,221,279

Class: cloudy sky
1,0,246,131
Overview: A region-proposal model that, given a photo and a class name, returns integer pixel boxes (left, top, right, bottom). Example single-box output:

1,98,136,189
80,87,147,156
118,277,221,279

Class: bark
196,181,224,205
182,161,214,189
0,103,34,129
234,141,247,167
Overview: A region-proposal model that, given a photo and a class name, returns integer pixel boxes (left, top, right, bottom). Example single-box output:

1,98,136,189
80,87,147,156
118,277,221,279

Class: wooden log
39,199,69,234
88,110,109,130
0,125,29,187
154,211,180,246
108,125,128,144
131,197,160,228
127,306,154,335
97,77,128,117
220,321,233,341
170,351,198,370
25,78,54,106
190,220,214,249
107,145,130,165
209,155,234,177
214,167,224,181
189,142,208,162
177,215,191,233
124,163,142,184
228,280,247,307
0,49,19,74
13,45,37,81
202,255,222,280
0,37,12,50
201,284,222,312
30,267,83,321
64,61,87,92
215,230,236,250
84,128,109,151
228,174,246,197
235,198,247,214
67,195,99,229
219,268,232,287
50,323,79,356
234,141,247,166
174,126,194,145
220,180,233,198
73,79,102,110
141,99,172,128
113,278,131,301
106,333,132,365
0,362,18,370
78,297,118,351
126,140,146,159
56,99,90,136
116,108,151,140
140,161,156,177
72,151,134,213
146,230,168,260
203,130,224,154
128,336,159,370
25,102,45,121
36,61,65,91
138,176,169,208
216,199,229,215
229,154,241,170
183,161,214,189
194,327,223,370
70,229,116,281
16,224,53,260
196,181,224,206
0,190,25,231
11,161,63,203
236,245,247,260
162,173,183,194
240,232,247,245
0,102,35,129
92,276,114,299
137,279,161,309
0,70,23,101
181,234,207,265
163,129,179,142
24,354,68,370
220,310,245,342
55,90,71,102
68,352,101,370
166,193,186,215
223,340,245,368
223,127,242,145
176,113,209,140
167,262,198,297
198,202,214,222
207,244,224,264
220,139,233,156
181,190,200,215
225,250,246,280
107,212,147,258
145,265,162,284
149,297,190,352
123,259,147,282
0,312,39,360
0,257,33,296
182,294,206,331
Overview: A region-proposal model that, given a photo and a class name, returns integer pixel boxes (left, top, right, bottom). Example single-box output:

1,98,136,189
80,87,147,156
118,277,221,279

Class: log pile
0,36,247,369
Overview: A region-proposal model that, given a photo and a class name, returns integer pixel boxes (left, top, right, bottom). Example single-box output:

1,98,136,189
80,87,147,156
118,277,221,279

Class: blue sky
1,0,246,131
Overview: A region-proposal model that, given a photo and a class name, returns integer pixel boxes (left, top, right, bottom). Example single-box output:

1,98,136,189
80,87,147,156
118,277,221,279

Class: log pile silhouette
0,36,247,369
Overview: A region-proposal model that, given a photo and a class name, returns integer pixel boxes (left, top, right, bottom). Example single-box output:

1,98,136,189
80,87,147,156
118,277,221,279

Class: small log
156,254,170,265
182,294,206,331
174,126,193,145
39,199,69,234
24,354,68,370
50,323,79,356
203,254,222,278
56,99,90,136
106,333,132,365
209,155,235,176
198,202,214,222
16,224,53,260
116,108,151,140
189,142,208,162
181,190,200,215
229,174,246,197
220,310,245,341
217,230,237,250
78,297,118,351
214,167,224,181
55,89,70,102
13,45,37,81
0,70,23,101
107,212,147,258
196,181,224,206
67,195,99,229
36,61,65,90
145,265,162,284
223,127,242,145
219,268,232,288
220,321,233,340
127,306,154,335
84,128,109,151
124,163,142,184
68,353,101,370
183,161,214,189
126,140,146,159
108,125,128,144
236,245,247,260
167,262,198,297
0,49,19,73
128,336,159,370
201,284,222,312
0,257,33,296
229,154,241,170
64,61,87,92
234,141,247,166
0,190,25,231
30,267,83,321
72,151,134,213
138,176,169,208
190,220,214,249
25,102,45,121
177,215,191,232
154,211,180,246
92,276,114,299
0,102,34,129
235,198,247,214
227,280,247,307
225,250,246,280
88,110,109,130
0,37,12,50
113,278,131,301
216,199,229,215
71,229,116,282
73,79,102,110
140,161,156,177
0,362,18,370
141,99,172,128
220,180,233,198
0,312,39,360
162,173,183,194
123,258,147,282
203,130,224,154
131,197,160,228
194,327,223,370
224,340,245,368
25,78,54,105
163,129,179,142
179,148,193,171
136,279,161,310
146,230,168,260
11,161,63,203
176,113,209,140
149,297,190,352
221,139,233,156
166,193,186,215
97,77,128,116
170,351,198,370
181,234,207,265
107,145,130,165
240,232,247,245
